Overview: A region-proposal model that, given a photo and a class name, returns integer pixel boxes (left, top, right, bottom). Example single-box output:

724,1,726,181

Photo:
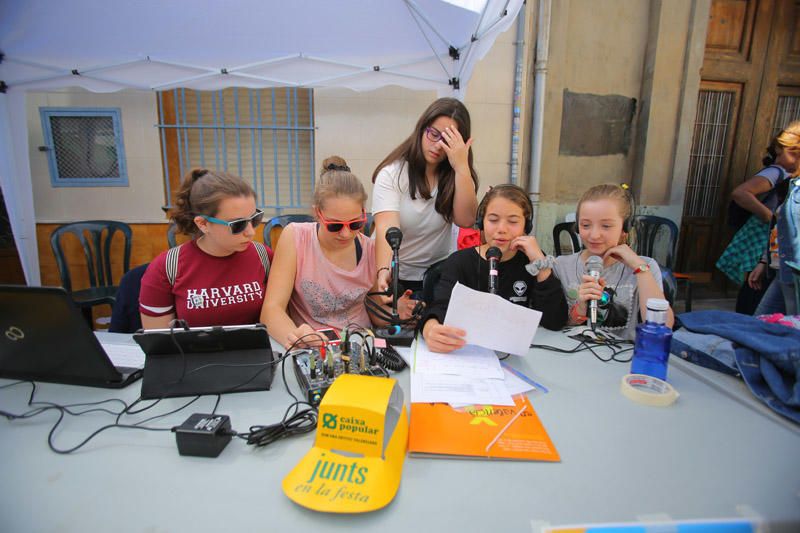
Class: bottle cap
646,298,669,312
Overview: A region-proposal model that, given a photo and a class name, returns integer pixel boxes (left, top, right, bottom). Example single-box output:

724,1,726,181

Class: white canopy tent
0,0,522,285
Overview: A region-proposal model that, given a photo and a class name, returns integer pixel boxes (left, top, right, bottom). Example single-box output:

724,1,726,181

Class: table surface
1,329,798,533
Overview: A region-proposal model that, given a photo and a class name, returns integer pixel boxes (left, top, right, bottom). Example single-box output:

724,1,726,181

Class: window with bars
683,90,734,218
771,94,800,136
39,108,128,187
157,88,315,215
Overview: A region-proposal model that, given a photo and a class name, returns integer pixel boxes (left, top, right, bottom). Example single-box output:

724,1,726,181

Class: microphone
385,227,403,250
585,255,604,330
486,246,502,295
385,227,403,318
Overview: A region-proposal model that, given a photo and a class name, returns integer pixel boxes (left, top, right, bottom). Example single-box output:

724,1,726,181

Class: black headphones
572,184,636,235
622,185,636,233
475,184,534,235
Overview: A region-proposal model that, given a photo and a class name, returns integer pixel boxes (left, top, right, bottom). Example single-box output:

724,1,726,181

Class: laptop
0,285,143,388
133,323,274,399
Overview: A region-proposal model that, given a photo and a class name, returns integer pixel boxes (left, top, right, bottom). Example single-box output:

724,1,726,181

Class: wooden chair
50,220,132,328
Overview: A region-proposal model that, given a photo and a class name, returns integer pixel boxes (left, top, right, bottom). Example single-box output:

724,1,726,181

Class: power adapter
173,413,232,457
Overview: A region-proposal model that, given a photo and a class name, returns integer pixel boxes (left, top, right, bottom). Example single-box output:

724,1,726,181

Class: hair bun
321,156,349,175
191,168,209,181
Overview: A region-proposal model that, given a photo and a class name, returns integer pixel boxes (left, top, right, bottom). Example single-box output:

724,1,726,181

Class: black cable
0,379,203,453
363,294,422,325
47,413,172,455
373,344,407,371
234,401,317,447
210,394,221,416
530,330,634,363
131,396,202,427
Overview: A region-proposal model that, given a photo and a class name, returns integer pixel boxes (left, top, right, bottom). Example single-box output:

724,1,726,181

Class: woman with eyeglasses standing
262,157,416,349
372,98,479,299
139,169,272,329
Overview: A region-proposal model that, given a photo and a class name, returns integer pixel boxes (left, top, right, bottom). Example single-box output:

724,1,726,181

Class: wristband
569,303,587,324
633,263,651,275
525,255,556,276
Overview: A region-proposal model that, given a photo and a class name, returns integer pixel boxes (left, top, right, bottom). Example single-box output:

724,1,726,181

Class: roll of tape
620,374,679,407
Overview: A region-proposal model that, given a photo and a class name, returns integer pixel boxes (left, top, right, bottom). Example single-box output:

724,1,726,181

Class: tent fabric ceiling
0,0,522,285
0,0,521,94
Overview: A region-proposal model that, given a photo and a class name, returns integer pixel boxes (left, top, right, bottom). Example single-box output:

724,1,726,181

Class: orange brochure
408,395,560,461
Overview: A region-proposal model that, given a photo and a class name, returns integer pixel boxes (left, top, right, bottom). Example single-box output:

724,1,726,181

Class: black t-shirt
422,248,568,331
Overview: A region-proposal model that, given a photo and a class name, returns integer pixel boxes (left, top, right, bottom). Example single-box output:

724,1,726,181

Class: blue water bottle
631,298,672,381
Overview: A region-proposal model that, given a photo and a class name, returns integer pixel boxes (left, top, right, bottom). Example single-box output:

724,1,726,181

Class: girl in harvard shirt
261,156,417,349
139,169,272,328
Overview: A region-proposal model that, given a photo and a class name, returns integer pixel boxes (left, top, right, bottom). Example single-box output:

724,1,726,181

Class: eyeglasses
425,127,443,143
316,209,366,233
200,209,264,234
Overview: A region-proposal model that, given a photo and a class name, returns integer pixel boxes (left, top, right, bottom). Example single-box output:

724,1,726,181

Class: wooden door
677,0,800,288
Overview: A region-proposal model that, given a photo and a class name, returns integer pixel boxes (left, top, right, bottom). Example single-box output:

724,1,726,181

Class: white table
1,329,798,532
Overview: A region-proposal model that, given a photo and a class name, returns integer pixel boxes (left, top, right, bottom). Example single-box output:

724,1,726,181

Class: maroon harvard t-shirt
139,239,272,327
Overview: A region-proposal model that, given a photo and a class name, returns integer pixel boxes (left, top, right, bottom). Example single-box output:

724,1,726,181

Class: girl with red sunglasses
262,156,416,348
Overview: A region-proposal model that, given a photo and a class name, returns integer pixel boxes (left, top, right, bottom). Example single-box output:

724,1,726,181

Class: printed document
443,282,542,355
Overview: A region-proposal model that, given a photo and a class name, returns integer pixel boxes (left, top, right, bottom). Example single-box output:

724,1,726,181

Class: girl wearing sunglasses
371,98,479,300
262,156,416,348
139,169,272,328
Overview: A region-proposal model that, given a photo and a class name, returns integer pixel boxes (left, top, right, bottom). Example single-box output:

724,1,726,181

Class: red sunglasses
316,209,366,232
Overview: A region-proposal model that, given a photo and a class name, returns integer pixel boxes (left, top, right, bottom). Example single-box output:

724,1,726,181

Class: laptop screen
0,285,130,387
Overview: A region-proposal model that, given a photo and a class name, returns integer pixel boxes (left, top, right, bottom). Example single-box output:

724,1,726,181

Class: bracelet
377,266,390,274
525,255,556,276
633,263,651,275
569,303,587,324
758,259,767,265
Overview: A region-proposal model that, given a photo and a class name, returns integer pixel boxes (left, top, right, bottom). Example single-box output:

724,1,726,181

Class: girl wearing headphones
421,185,568,353
552,184,674,340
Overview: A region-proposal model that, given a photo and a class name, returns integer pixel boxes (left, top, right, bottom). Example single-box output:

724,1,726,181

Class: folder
408,395,560,461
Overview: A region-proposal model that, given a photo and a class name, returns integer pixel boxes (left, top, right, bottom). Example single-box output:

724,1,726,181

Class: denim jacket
675,310,800,424
776,177,800,283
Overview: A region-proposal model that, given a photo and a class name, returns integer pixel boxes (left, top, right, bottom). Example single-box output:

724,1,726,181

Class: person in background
371,97,479,300
421,184,567,353
749,173,800,315
724,123,800,313
139,169,271,328
262,156,416,349
552,184,673,341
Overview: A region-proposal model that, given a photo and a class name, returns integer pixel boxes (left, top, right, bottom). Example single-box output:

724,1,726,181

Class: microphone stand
374,228,416,347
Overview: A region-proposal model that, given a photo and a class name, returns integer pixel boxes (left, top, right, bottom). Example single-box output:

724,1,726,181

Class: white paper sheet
443,282,542,356
411,339,503,380
410,371,514,406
